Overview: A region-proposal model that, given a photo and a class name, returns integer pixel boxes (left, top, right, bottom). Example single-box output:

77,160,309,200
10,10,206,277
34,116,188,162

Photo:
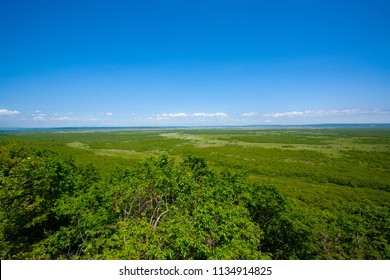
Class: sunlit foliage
1,140,389,259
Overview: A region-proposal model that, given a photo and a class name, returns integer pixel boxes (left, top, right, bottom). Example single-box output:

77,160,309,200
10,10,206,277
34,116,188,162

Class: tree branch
153,209,169,230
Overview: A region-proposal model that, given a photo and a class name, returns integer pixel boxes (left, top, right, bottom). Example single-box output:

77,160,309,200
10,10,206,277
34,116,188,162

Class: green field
1,128,389,259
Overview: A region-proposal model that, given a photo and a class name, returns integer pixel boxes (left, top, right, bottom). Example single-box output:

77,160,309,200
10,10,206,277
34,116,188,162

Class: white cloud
215,112,228,118
32,110,79,122
0,109,20,116
192,113,208,117
264,111,305,118
156,112,228,120
51,116,77,121
33,110,47,121
161,113,189,118
241,112,259,117
193,112,228,118
262,109,384,118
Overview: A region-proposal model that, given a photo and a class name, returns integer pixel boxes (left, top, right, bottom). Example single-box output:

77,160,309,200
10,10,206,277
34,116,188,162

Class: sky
1,0,389,127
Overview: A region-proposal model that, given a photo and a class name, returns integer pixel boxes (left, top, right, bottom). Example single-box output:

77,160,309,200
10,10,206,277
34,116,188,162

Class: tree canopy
1,141,389,259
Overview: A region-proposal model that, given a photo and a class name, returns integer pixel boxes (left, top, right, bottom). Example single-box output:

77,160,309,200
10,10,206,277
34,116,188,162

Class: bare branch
153,209,169,230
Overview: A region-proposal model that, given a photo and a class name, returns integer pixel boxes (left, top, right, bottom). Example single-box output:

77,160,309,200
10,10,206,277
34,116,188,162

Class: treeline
0,141,389,259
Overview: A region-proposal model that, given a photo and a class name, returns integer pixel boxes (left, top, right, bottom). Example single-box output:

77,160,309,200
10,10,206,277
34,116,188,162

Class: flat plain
2,127,389,210
1,127,389,259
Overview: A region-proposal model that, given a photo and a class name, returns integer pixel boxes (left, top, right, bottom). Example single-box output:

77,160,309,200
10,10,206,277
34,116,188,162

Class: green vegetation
0,128,389,259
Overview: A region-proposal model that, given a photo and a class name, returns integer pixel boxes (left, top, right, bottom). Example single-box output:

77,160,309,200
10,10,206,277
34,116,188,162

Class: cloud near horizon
157,112,228,120
241,112,259,117
33,110,46,121
0,109,20,116
51,116,78,121
33,110,78,122
1,107,389,128
263,109,389,118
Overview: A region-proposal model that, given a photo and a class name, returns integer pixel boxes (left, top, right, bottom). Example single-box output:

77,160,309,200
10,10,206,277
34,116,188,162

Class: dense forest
1,139,389,260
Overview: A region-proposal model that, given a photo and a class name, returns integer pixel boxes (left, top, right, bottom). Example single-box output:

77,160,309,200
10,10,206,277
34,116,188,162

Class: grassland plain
1,128,389,211
1,127,390,259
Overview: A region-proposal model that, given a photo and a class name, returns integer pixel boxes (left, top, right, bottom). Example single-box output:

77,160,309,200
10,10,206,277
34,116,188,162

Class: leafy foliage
0,141,101,258
1,141,389,259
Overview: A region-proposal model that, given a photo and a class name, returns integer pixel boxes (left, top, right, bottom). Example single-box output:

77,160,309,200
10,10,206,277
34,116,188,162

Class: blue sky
1,0,389,127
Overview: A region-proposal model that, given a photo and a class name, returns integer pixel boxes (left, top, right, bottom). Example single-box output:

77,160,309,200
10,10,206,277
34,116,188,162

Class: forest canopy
1,140,389,260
